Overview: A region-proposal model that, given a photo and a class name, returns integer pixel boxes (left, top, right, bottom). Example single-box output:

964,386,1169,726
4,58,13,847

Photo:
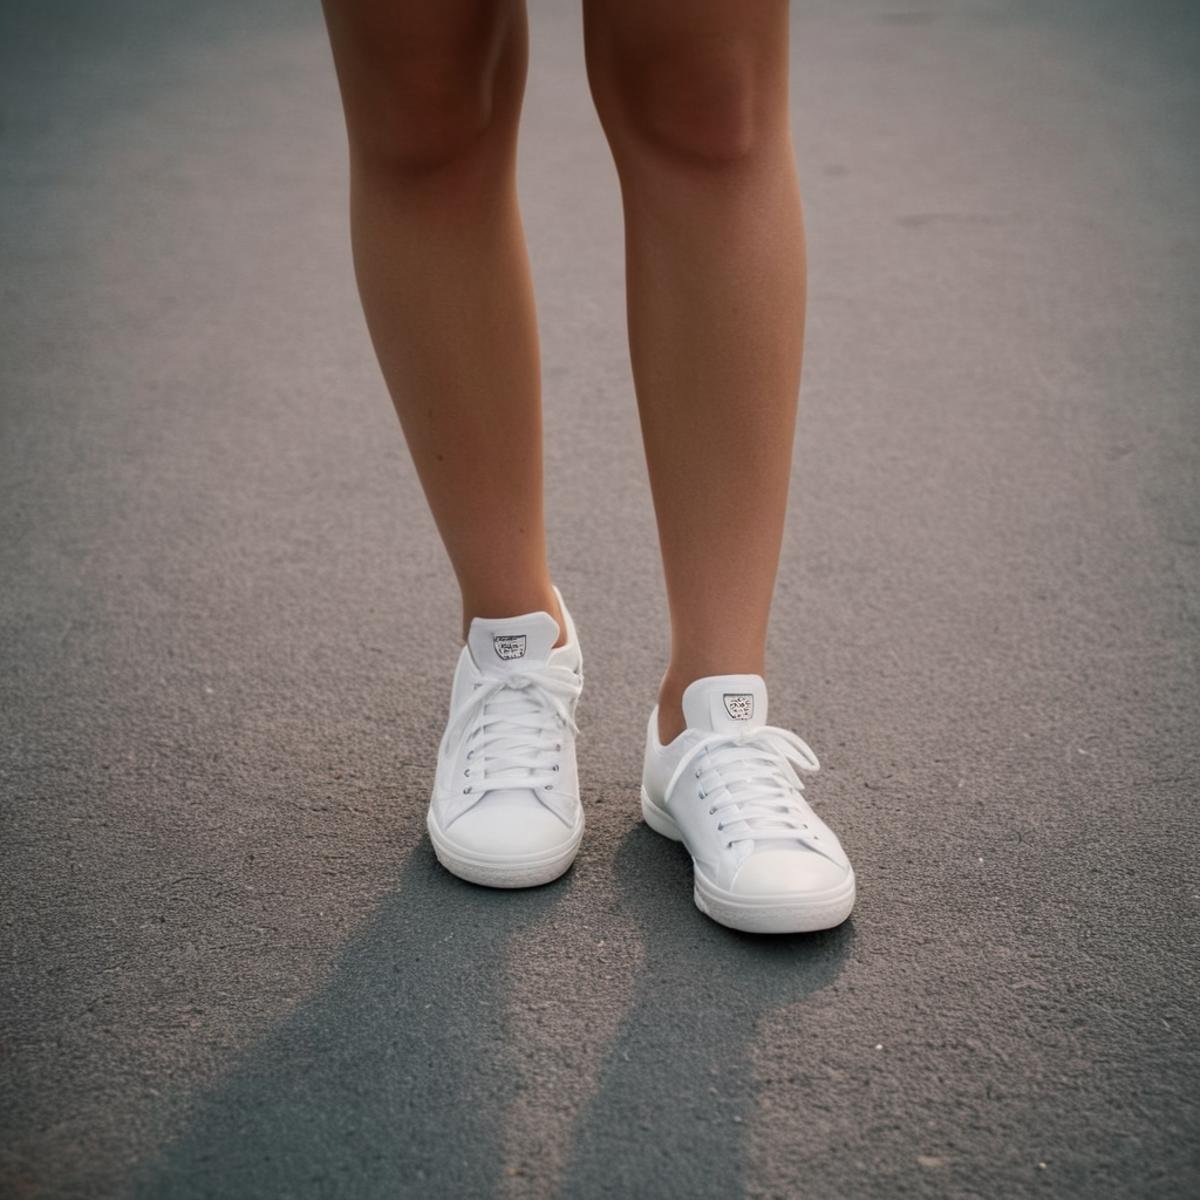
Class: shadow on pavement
137,840,565,1198
560,825,853,1197
140,826,851,1198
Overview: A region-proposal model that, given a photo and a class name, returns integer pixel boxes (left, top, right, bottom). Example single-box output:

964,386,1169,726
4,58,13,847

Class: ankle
461,580,567,647
656,676,688,744
657,657,766,744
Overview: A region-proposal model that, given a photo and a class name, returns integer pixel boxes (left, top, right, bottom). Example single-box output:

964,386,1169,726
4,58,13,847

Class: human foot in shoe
641,674,854,933
427,586,584,888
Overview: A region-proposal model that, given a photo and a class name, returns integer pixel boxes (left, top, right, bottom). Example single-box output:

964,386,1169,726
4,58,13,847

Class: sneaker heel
640,785,683,842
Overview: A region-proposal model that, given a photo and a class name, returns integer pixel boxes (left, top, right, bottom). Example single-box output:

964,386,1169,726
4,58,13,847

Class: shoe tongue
681,674,768,734
467,609,560,673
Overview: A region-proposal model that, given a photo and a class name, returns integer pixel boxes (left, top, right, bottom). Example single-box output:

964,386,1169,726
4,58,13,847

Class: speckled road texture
2,2,1198,1197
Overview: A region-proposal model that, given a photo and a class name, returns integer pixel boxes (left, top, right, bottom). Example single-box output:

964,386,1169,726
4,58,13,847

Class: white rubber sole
427,807,584,889
641,786,855,934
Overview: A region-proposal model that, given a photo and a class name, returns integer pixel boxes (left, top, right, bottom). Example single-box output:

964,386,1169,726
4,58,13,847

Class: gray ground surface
2,1,1198,1197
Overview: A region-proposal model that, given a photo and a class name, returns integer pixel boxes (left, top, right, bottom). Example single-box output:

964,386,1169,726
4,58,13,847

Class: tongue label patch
493,634,527,661
723,693,754,721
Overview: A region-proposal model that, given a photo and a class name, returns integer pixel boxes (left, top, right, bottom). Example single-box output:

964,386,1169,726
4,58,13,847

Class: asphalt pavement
2,1,1198,1197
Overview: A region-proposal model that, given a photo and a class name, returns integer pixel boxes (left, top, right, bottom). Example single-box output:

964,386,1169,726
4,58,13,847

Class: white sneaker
427,586,584,888
641,674,855,933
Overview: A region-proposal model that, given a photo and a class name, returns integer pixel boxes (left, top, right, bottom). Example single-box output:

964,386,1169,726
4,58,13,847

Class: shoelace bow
665,726,822,848
442,663,582,824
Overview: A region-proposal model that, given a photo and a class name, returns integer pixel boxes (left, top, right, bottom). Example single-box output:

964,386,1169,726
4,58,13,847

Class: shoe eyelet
545,783,554,790
708,806,716,815
463,786,472,794
716,823,724,831
697,790,705,800
726,841,733,850
464,768,470,777
552,764,560,772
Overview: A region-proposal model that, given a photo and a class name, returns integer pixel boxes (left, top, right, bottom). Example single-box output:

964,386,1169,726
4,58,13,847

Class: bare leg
584,0,805,739
322,0,563,641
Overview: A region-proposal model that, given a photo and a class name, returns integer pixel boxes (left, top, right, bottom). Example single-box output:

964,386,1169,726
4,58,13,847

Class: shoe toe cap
731,848,850,897
446,790,574,857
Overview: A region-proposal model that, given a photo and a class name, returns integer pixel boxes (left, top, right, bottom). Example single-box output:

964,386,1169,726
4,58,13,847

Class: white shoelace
664,726,821,848
441,663,582,823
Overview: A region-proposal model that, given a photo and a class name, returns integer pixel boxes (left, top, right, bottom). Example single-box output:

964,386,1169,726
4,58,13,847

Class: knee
589,37,776,168
347,27,517,178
